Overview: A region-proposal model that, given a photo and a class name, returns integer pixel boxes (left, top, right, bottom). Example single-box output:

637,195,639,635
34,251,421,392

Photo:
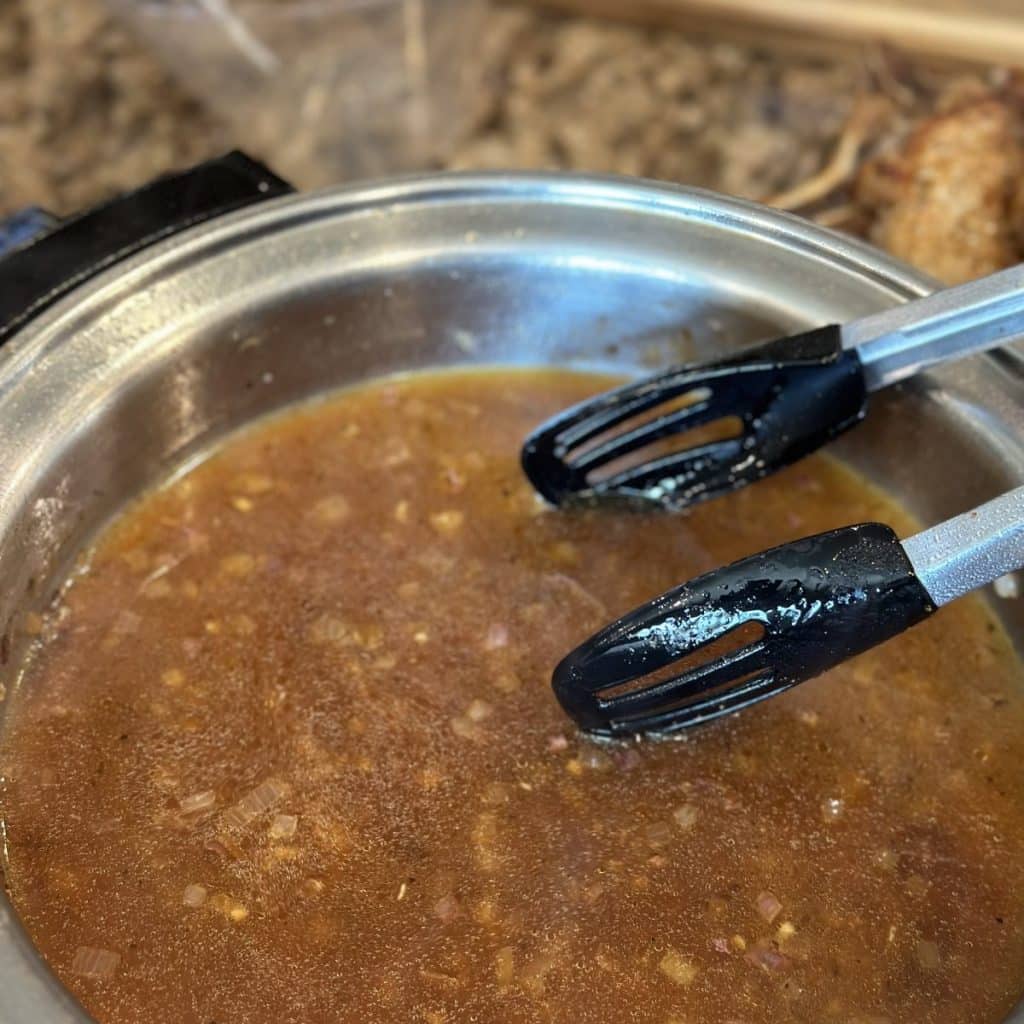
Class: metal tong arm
903,484,1024,607
843,263,1024,392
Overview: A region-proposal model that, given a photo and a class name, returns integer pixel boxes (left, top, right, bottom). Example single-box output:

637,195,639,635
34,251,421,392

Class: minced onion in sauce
2,368,1024,1024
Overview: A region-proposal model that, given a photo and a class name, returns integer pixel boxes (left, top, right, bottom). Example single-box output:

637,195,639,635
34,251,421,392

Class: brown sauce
2,367,1024,1024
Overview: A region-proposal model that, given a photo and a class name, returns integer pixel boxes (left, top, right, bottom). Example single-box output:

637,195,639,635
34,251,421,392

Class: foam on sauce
2,367,1024,1023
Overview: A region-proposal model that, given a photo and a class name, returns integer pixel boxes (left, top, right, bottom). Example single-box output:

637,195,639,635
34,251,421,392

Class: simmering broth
2,368,1024,1023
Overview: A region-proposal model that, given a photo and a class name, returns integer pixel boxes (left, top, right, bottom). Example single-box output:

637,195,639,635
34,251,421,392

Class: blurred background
2,0,1023,285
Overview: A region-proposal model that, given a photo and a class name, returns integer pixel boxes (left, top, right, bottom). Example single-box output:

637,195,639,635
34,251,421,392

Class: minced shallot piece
521,952,556,996
917,939,941,970
613,748,642,772
113,610,141,635
673,804,698,831
466,699,492,722
182,883,207,908
223,778,286,829
582,749,611,771
179,790,216,815
451,716,479,740
756,890,783,924
645,822,672,847
444,466,467,493
270,814,298,839
71,946,121,980
220,552,255,578
483,624,509,650
658,950,698,986
236,472,273,495
434,893,460,922
495,945,515,986
161,668,185,688
210,892,249,921
309,495,350,525
746,946,791,972
429,510,464,536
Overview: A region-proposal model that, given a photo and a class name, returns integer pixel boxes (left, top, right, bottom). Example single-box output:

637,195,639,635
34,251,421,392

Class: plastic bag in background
104,0,488,186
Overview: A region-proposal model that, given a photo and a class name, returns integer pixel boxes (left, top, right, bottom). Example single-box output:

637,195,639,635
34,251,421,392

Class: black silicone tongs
522,265,1024,510
553,487,1024,736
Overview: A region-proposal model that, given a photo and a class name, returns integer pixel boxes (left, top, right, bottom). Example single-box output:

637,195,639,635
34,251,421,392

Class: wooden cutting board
528,0,1024,67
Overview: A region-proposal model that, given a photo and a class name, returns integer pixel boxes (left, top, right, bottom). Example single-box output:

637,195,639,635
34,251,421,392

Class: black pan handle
0,151,294,345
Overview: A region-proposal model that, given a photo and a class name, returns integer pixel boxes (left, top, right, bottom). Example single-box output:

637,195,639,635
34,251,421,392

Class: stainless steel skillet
0,160,1021,1022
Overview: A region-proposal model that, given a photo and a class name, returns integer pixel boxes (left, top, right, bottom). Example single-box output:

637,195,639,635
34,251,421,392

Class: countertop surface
0,1,862,212
2,0,1022,285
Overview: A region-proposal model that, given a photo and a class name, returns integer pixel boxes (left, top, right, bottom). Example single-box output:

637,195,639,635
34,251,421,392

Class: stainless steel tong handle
844,264,1024,392
903,484,1024,607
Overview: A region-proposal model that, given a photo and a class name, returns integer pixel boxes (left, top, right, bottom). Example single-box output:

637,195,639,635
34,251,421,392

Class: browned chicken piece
855,97,1024,284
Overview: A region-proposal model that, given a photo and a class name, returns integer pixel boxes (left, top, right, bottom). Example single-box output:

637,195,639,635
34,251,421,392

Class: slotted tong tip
522,326,867,511
523,263,1024,513
553,523,935,737
531,263,1024,736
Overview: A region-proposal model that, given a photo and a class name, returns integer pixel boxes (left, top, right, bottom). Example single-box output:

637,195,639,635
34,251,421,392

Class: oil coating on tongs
551,483,1024,737
528,262,1024,735
522,263,1024,511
